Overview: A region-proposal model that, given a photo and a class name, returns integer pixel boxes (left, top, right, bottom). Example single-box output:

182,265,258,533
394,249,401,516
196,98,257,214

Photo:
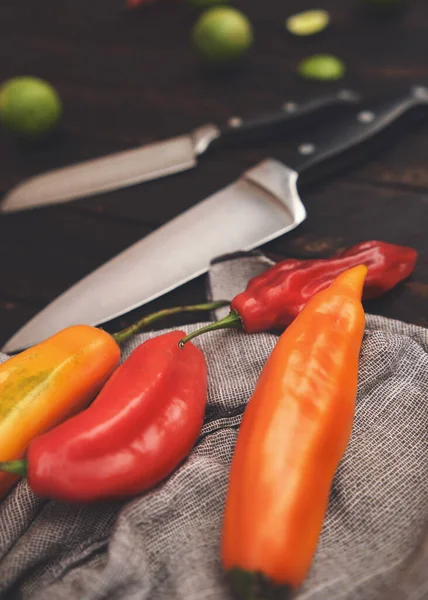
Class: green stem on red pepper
111,300,230,345
0,460,27,477
178,311,242,349
179,240,418,348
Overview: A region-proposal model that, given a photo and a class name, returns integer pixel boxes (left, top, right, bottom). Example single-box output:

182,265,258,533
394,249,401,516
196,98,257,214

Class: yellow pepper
0,325,120,498
0,300,228,500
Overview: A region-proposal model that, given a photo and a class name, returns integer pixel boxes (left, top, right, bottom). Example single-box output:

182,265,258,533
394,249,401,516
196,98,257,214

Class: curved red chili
0,330,208,503
179,240,417,346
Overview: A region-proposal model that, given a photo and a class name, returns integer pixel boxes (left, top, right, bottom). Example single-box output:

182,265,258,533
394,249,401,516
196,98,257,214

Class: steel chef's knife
0,90,360,213
3,85,428,353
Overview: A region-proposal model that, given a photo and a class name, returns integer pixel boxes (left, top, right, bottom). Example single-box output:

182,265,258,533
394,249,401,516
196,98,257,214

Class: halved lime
286,9,330,36
297,54,346,81
0,76,62,138
192,7,253,63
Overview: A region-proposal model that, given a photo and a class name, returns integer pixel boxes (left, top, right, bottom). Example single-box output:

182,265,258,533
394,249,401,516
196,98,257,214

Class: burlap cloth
0,252,427,600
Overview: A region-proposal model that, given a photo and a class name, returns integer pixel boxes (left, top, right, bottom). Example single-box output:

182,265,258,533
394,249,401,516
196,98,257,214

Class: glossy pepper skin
179,240,417,348
8,330,207,503
0,326,120,499
221,265,367,599
233,240,416,333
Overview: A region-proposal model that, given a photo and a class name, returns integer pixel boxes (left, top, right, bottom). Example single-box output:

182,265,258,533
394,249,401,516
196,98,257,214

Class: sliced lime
297,54,346,81
286,9,330,36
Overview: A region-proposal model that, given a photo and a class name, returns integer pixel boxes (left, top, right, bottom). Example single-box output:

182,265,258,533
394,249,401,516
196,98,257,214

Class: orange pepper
221,265,367,598
0,325,120,499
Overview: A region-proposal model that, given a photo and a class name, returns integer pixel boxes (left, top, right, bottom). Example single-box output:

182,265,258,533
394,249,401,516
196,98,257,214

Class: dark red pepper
0,330,207,503
179,240,418,346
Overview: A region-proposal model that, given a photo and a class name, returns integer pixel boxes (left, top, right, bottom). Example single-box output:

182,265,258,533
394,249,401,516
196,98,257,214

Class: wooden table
1,0,428,349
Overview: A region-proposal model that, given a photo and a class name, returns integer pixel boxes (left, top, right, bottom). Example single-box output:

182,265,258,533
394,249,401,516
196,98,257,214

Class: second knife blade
0,90,359,213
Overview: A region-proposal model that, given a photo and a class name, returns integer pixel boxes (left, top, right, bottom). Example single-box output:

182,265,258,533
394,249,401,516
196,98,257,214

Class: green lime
192,7,253,63
286,9,330,36
187,0,229,9
297,54,346,81
0,76,62,138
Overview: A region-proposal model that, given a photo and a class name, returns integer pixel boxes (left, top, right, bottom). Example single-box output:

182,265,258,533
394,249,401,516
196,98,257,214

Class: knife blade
3,159,306,352
4,85,428,354
0,89,360,213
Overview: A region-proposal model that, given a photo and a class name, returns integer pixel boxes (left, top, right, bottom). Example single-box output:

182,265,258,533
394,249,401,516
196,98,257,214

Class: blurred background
1,0,427,348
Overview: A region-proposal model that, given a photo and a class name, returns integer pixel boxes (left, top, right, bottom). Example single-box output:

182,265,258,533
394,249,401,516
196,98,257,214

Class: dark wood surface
1,0,428,348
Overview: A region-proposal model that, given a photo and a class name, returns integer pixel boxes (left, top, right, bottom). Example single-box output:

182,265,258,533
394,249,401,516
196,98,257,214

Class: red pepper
0,331,207,503
179,240,417,346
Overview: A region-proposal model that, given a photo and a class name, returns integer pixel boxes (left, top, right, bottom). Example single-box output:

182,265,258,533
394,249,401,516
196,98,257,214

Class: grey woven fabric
0,252,428,600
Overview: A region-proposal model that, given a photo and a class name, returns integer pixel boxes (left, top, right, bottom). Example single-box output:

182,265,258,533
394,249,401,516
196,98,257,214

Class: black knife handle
289,85,428,185
211,89,360,148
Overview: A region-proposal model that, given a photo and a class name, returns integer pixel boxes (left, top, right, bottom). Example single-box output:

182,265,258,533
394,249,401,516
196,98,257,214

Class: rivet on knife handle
211,89,361,148
290,85,428,185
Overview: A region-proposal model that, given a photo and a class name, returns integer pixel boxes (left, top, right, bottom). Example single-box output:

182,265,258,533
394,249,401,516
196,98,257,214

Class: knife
0,89,360,213
3,85,428,353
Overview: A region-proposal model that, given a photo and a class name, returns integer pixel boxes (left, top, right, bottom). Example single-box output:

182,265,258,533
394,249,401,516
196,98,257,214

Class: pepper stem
178,311,243,348
111,300,230,345
0,460,27,478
